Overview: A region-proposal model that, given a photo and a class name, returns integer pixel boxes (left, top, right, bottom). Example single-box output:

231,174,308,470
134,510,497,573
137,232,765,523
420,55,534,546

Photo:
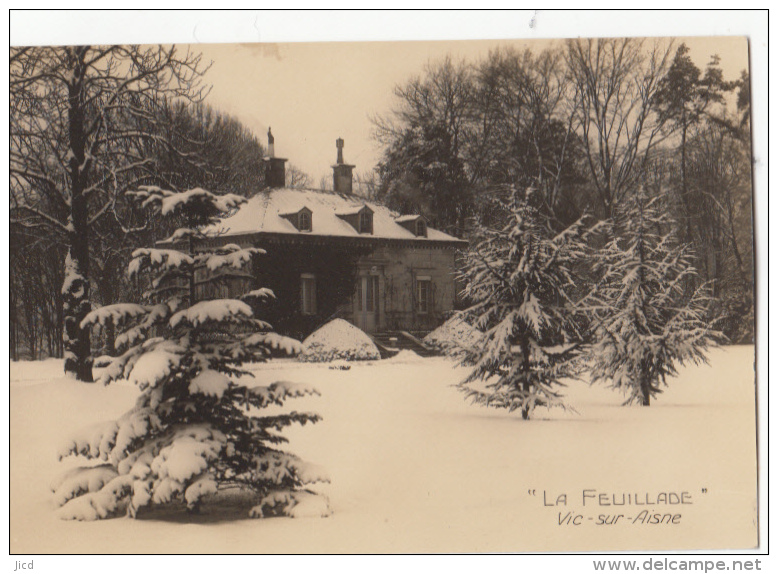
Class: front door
355,275,379,333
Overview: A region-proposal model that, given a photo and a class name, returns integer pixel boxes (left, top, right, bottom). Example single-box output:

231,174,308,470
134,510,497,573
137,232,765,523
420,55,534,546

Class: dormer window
394,214,427,237
298,210,311,232
280,206,312,232
359,210,373,234
336,205,373,235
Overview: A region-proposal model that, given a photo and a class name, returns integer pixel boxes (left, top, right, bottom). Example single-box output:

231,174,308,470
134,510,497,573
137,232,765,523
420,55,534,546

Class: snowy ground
10,347,757,553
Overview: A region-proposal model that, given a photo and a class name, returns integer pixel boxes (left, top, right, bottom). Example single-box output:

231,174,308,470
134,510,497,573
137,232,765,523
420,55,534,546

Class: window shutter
301,274,316,314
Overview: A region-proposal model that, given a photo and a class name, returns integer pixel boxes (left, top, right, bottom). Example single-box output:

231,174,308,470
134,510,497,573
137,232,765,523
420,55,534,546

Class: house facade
199,133,466,339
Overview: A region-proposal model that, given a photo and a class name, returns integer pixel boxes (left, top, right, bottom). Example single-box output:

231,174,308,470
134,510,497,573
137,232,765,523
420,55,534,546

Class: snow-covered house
196,134,466,340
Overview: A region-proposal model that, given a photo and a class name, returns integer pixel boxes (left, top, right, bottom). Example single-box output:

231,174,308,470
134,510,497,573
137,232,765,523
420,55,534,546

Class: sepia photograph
8,10,764,557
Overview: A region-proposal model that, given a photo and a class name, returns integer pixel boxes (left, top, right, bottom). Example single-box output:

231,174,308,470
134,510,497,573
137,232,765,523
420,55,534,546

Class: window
359,210,373,234
301,274,317,315
365,276,378,312
298,210,311,232
415,219,426,237
416,277,431,314
356,275,379,312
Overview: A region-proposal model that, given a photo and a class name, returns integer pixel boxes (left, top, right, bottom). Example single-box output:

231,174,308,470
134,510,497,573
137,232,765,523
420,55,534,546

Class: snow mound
424,314,484,356
299,319,380,363
384,349,424,363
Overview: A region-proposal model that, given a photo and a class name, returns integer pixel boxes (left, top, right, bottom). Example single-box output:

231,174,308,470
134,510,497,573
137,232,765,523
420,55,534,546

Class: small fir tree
53,186,330,521
457,187,592,420
585,188,720,406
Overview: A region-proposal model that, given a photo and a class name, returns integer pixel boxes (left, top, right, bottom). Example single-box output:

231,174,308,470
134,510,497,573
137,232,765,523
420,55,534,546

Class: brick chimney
265,127,287,188
332,137,355,194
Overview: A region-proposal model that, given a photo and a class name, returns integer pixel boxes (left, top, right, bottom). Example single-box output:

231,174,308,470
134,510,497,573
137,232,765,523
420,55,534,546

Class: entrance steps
369,331,439,359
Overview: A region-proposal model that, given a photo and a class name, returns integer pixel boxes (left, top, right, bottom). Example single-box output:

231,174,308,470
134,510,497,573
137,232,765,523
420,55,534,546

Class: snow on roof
206,188,464,243
335,205,371,216
394,214,423,223
279,205,311,217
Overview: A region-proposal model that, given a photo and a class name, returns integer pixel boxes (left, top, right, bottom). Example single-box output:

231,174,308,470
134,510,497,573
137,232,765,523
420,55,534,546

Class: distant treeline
10,45,269,363
9,40,754,365
372,40,753,343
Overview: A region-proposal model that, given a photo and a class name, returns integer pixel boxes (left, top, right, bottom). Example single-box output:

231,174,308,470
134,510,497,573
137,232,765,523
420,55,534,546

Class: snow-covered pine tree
585,188,720,406
53,186,330,521
457,186,592,420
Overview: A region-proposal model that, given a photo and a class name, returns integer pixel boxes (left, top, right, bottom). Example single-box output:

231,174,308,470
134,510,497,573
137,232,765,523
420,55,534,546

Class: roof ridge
286,185,379,204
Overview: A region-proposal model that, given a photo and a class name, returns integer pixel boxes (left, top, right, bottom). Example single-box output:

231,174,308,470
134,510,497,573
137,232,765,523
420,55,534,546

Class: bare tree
353,170,379,199
565,38,674,218
153,101,267,196
685,120,753,304
318,175,333,191
286,164,311,189
654,45,735,244
473,47,585,226
374,49,587,233
373,56,475,236
10,45,209,381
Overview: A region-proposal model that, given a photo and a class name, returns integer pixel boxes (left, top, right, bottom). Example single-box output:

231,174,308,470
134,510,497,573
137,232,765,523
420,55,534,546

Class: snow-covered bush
456,187,594,420
423,313,484,358
299,319,380,363
54,186,330,521
584,189,720,406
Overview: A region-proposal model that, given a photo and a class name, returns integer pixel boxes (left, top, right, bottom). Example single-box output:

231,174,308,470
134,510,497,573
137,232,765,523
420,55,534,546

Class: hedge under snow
423,313,484,357
299,319,381,363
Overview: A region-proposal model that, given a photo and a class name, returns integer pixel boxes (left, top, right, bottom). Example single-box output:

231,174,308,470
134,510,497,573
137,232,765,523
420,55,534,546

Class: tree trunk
62,241,94,381
62,47,94,382
520,336,532,420
56,286,64,358
188,236,197,306
104,321,117,357
640,367,651,407
725,193,750,292
521,404,531,420
26,303,37,361
10,285,18,361
680,118,692,245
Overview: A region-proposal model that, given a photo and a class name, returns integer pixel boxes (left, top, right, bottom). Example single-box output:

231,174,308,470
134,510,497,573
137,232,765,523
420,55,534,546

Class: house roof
335,205,371,217
394,214,424,223
206,187,465,244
